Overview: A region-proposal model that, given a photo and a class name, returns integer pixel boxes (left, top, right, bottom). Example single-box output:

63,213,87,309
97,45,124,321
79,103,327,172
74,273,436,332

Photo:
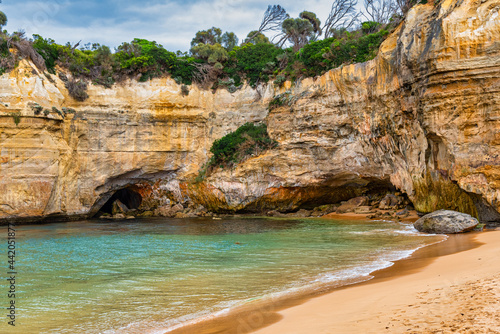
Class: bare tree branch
259,5,289,33
248,5,289,42
362,0,397,24
323,0,359,38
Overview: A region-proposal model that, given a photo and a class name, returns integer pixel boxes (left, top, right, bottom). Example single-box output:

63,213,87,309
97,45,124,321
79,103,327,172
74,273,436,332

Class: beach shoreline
249,228,500,334
164,216,498,334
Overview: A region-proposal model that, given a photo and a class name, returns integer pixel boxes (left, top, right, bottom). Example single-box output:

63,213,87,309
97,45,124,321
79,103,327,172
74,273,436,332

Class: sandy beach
250,229,500,334
167,228,500,334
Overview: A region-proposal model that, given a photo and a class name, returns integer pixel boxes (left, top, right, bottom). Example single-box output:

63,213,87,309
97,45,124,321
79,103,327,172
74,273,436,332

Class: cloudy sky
1,0,337,52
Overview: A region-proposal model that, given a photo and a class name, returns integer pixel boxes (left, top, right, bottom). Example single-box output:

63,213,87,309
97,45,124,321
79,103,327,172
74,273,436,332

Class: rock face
414,210,479,234
0,63,272,222
191,0,500,223
1,0,500,224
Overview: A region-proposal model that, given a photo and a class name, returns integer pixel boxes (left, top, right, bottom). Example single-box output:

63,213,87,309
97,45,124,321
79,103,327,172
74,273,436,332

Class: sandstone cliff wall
0,0,499,223
0,65,273,221
189,0,500,222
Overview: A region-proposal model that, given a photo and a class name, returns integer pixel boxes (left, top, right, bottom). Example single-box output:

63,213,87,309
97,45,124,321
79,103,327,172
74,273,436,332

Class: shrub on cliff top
197,123,277,181
210,123,276,165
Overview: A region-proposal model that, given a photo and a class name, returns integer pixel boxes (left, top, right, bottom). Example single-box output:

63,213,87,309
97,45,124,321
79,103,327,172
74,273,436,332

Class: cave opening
98,188,143,215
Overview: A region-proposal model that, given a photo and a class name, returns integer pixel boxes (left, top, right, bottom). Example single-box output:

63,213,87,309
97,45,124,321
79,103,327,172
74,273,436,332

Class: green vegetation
0,1,413,97
29,102,43,115
225,43,284,87
180,84,189,96
0,11,7,28
197,123,277,181
10,111,21,126
268,91,292,110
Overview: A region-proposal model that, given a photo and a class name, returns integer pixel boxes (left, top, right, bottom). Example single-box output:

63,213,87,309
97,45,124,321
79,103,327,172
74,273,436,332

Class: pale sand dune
252,230,500,334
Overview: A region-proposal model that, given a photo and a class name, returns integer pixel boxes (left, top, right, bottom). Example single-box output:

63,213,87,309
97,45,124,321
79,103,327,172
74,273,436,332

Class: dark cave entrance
99,188,143,214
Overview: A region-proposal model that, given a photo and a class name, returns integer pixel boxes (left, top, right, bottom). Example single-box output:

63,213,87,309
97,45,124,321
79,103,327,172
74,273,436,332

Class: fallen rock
396,208,410,217
354,206,372,214
139,211,154,217
154,205,168,217
287,209,311,218
154,203,184,217
126,215,135,220
112,199,129,215
414,210,479,234
267,210,286,217
113,213,126,219
174,211,197,218
347,196,369,206
193,205,207,216
172,203,184,213
379,194,400,210
312,204,338,216
336,196,369,213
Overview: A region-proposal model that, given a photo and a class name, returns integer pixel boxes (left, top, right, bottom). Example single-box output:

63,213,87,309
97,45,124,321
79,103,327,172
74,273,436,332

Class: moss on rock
412,172,478,218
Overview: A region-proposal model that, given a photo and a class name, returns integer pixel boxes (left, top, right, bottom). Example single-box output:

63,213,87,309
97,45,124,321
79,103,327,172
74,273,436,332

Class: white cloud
1,0,357,51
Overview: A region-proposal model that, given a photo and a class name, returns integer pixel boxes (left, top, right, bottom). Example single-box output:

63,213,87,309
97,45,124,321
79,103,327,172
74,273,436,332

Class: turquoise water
1,217,442,333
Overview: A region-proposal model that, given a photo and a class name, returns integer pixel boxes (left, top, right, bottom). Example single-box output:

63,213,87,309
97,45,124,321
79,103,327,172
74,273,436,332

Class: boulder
347,196,369,207
354,206,372,214
172,203,184,213
139,211,154,217
396,208,409,217
379,194,400,210
267,210,286,217
154,203,184,217
336,196,369,213
287,209,311,218
193,205,207,216
311,204,338,217
112,199,129,215
414,210,479,234
174,212,197,218
113,213,126,219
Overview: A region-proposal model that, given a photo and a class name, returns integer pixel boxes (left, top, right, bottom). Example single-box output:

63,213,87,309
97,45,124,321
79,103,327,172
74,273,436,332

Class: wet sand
249,229,500,334
165,219,499,334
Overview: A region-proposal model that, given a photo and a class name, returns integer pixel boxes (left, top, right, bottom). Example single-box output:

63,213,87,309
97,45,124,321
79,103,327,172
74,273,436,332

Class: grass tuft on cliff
197,123,277,182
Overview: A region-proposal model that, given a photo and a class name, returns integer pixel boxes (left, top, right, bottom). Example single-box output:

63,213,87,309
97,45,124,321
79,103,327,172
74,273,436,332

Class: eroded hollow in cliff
97,188,143,215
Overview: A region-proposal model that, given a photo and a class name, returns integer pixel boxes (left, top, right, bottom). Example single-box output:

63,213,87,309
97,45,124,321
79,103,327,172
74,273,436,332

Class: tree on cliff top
277,17,315,52
190,27,223,46
0,11,7,27
243,31,271,45
221,32,239,51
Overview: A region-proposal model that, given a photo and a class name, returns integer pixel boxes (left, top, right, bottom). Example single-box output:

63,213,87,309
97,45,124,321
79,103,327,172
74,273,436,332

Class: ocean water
1,217,443,334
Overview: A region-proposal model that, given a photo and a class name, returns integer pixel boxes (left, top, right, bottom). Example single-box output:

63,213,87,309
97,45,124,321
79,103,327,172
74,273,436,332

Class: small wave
349,224,441,237
106,226,448,334
349,229,391,235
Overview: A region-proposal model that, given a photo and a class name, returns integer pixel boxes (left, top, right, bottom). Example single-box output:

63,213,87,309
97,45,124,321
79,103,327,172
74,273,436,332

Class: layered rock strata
0,0,499,223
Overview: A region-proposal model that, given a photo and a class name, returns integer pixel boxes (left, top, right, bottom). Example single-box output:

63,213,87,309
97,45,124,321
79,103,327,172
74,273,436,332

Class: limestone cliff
1,0,499,223
185,0,500,222
0,65,273,221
